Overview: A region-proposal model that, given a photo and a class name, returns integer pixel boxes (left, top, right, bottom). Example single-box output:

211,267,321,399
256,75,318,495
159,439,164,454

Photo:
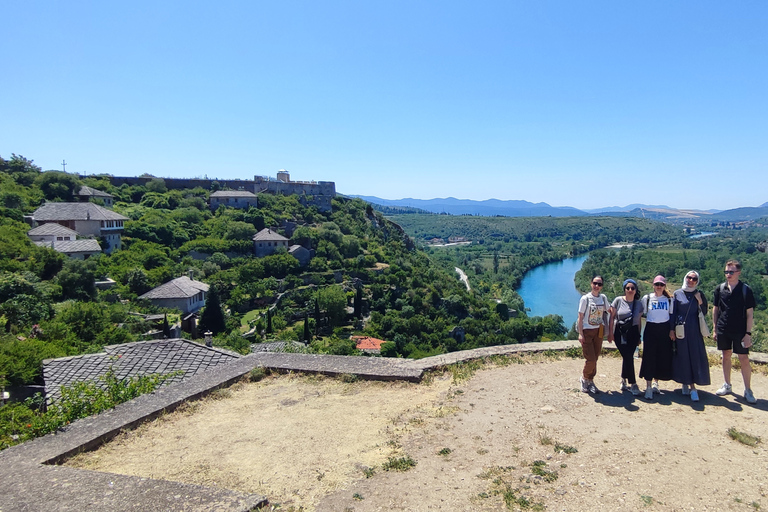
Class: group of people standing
577,259,757,404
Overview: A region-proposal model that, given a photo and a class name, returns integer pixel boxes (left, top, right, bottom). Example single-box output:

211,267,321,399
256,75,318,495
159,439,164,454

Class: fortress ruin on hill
103,170,336,212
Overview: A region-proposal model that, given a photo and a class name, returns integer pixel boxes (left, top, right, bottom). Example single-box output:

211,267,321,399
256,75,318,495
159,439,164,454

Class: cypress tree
303,312,310,342
199,287,226,335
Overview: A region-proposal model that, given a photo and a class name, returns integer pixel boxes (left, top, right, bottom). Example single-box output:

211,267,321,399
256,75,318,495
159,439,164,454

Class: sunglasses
653,283,665,287
724,270,738,275
686,276,698,281
592,282,603,286
625,286,636,291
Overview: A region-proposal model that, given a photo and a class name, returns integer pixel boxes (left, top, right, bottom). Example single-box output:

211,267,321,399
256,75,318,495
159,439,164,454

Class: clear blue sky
2,1,766,211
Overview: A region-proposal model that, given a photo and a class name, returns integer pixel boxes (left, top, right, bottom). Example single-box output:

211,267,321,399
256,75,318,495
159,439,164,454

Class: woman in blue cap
609,279,643,395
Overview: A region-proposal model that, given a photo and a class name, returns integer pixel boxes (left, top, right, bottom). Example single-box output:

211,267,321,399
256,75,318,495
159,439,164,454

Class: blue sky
2,1,766,211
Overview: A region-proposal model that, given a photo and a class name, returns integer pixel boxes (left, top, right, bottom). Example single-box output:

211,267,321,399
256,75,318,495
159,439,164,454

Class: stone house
209,190,258,211
30,202,128,253
288,245,311,267
253,228,290,257
27,223,102,259
139,275,209,315
77,186,114,207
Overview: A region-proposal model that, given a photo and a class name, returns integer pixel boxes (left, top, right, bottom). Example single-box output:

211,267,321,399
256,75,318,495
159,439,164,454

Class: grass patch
640,495,654,506
530,460,558,482
382,455,416,472
249,366,269,382
554,443,578,454
362,466,375,478
438,447,452,456
727,427,761,447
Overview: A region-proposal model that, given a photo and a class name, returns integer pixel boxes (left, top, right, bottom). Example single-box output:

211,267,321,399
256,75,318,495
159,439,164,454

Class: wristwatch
746,331,752,335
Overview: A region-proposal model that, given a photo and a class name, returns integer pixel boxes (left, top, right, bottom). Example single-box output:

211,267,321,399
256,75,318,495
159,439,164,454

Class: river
517,254,588,328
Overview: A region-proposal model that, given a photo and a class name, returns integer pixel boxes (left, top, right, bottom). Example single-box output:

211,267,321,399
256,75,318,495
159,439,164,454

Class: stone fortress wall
103,171,336,212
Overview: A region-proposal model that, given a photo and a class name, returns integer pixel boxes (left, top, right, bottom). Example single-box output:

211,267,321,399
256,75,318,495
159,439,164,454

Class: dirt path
68,355,768,511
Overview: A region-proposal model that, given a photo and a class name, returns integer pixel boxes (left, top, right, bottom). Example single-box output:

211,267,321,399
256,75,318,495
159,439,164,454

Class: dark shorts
717,332,750,355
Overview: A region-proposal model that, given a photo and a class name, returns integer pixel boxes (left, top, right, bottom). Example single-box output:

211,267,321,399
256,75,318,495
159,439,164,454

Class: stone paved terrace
1,341,766,511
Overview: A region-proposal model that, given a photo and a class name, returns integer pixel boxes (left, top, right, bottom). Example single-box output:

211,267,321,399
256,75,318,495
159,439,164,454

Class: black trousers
615,326,639,384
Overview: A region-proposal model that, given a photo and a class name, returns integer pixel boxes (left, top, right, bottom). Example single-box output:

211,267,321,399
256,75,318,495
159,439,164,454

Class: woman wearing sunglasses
638,275,675,399
609,279,643,395
577,276,610,394
671,271,711,402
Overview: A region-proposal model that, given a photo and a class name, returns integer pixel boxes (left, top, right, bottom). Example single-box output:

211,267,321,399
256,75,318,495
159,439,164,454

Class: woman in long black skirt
639,275,674,400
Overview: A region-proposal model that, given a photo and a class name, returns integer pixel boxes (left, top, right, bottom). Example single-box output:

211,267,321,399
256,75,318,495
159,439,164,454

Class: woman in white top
638,275,675,400
577,275,609,394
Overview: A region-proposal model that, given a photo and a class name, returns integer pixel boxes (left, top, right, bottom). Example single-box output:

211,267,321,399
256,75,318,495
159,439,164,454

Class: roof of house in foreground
42,338,241,403
27,223,79,237
34,239,102,254
139,276,210,300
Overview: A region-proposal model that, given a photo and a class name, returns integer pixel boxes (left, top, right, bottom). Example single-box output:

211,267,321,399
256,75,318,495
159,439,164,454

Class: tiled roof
43,338,241,403
139,276,209,300
250,341,308,353
210,190,257,198
35,239,102,253
252,228,288,242
352,336,387,351
27,224,79,237
32,202,128,222
78,186,113,198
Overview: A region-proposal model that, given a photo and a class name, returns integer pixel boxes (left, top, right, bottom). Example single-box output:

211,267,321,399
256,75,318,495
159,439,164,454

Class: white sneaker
691,389,699,402
651,381,660,394
715,383,732,396
682,384,690,395
644,388,653,400
745,389,757,404
619,380,629,391
630,384,640,396
580,377,589,393
588,381,600,394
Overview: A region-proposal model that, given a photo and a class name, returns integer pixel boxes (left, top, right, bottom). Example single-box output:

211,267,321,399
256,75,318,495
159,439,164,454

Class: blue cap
623,279,637,288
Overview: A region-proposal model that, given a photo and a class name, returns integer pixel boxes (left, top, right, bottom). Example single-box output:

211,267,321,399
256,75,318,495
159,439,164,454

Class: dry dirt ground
68,353,768,511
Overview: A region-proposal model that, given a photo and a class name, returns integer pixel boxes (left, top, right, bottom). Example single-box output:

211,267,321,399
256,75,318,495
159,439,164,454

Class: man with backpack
712,259,757,404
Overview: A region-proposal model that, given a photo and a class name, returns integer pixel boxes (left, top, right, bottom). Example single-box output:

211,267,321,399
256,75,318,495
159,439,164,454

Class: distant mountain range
351,196,586,217
348,195,768,224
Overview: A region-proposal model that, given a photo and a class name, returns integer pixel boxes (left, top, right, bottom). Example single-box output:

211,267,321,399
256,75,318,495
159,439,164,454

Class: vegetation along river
517,254,589,329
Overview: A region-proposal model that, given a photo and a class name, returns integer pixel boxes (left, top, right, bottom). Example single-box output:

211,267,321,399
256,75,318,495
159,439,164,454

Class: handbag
698,310,710,337
675,321,685,339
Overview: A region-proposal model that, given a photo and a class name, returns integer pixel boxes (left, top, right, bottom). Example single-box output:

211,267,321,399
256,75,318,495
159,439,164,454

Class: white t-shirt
642,293,674,324
578,293,608,330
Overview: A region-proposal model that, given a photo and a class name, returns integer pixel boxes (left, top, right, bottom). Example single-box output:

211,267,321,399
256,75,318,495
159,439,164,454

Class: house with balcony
30,202,128,253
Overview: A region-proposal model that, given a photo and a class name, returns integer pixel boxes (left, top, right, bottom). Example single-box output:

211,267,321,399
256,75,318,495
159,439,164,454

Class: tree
354,286,363,318
163,314,171,338
35,171,81,201
266,308,273,334
303,312,310,342
318,286,347,327
314,298,320,335
198,287,226,335
57,259,97,301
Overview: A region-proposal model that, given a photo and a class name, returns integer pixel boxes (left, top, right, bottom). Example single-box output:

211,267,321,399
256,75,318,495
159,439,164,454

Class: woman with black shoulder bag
609,279,642,395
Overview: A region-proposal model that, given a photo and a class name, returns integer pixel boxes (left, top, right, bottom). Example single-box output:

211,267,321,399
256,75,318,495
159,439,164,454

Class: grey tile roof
250,341,308,353
78,186,113,198
210,190,257,198
139,275,209,300
32,202,128,222
252,228,288,242
35,239,102,253
42,338,241,403
27,224,79,237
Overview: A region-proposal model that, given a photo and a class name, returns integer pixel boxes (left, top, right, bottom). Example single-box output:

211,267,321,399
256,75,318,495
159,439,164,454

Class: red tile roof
352,336,387,351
